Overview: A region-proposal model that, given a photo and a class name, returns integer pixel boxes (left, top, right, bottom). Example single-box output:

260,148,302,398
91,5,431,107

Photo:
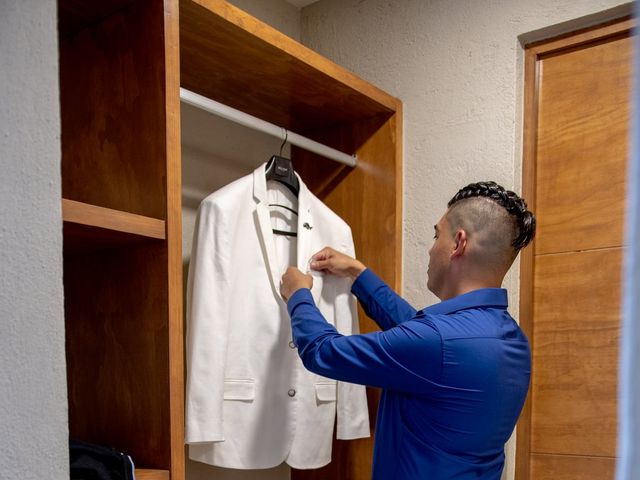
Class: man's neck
439,278,503,301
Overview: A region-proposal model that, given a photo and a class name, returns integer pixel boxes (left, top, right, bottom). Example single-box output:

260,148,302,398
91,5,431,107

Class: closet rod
180,88,357,167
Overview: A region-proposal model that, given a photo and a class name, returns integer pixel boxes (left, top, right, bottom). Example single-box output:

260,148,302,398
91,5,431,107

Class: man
280,181,536,479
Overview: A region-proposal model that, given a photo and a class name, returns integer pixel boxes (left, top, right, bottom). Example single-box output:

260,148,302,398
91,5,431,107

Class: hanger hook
279,129,288,156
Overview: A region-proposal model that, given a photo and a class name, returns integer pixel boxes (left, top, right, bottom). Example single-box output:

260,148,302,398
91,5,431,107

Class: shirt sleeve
351,268,417,330
288,288,442,393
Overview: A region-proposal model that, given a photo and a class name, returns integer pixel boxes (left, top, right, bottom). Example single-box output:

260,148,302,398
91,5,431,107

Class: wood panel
530,454,615,480
135,469,171,480
59,0,167,219
180,0,399,135
63,222,163,257
65,244,171,470
531,249,621,457
62,196,165,256
162,0,186,478
534,34,631,255
62,199,166,240
527,17,634,56
58,0,135,37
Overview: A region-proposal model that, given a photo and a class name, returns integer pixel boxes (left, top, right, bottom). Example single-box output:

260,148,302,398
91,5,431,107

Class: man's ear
451,229,467,259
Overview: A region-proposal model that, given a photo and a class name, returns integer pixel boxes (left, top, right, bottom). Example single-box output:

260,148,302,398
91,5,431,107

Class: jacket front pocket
315,382,337,402
223,379,255,401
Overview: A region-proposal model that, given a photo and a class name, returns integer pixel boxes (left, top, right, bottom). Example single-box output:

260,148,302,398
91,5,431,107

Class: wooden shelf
135,469,170,480
63,199,166,239
62,199,166,254
180,0,400,134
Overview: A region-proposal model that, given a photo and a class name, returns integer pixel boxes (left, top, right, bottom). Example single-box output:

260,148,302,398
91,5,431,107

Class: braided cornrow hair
448,181,536,250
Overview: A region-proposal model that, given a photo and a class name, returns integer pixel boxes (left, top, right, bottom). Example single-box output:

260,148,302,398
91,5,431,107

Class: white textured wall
0,1,67,480
228,0,302,40
300,1,630,478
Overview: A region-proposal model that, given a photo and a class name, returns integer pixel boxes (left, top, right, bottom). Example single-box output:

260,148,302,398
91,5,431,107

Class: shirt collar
423,288,508,316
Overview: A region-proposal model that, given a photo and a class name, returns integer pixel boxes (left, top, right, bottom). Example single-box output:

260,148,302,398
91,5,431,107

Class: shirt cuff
287,287,314,315
351,268,386,298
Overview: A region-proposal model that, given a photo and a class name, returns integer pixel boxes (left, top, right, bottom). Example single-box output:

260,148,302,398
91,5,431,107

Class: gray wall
228,0,301,40
0,1,67,480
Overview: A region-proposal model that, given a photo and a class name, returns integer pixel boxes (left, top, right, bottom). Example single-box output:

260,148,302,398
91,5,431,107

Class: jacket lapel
254,163,318,303
253,165,282,298
296,182,313,273
296,182,323,304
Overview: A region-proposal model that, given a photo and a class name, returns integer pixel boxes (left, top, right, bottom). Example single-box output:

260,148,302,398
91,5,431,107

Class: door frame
515,16,634,480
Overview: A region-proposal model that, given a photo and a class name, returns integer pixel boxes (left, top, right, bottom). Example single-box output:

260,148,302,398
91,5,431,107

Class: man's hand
309,247,366,280
280,267,313,302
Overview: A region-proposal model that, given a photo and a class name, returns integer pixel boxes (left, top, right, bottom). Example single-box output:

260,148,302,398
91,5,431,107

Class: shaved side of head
446,197,518,273
445,181,536,276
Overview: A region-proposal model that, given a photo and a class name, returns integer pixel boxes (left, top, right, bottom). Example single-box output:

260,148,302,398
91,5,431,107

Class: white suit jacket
185,163,370,470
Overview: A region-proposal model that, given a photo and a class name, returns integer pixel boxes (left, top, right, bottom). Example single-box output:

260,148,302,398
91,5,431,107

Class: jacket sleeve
351,268,417,330
289,289,443,393
185,199,231,444
333,241,370,440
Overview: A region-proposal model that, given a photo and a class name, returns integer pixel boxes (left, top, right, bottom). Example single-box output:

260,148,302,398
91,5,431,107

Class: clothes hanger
267,131,299,237
265,131,300,197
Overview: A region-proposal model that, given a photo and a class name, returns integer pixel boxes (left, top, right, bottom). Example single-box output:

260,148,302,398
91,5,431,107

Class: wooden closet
58,1,402,479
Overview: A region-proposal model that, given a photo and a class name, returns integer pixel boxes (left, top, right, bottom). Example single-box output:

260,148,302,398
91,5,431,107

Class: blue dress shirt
287,269,531,479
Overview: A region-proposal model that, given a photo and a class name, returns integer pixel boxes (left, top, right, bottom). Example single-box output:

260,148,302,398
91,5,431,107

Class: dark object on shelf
69,439,135,480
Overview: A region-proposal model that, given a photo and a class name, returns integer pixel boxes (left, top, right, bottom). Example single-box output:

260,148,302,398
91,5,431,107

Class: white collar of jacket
252,163,316,300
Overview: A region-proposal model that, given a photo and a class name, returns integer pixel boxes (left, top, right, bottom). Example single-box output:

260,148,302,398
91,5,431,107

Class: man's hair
447,181,536,258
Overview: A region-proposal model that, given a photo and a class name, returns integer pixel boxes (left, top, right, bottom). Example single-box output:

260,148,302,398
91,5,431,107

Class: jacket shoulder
199,172,253,210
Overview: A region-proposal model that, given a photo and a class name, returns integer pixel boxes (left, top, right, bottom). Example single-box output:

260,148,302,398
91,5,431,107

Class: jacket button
287,389,296,397
288,340,296,349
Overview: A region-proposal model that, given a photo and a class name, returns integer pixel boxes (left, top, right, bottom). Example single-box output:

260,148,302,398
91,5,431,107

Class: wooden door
517,18,633,479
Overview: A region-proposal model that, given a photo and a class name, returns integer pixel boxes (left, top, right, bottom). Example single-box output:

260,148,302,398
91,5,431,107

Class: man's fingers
280,266,313,302
310,259,330,271
312,247,335,261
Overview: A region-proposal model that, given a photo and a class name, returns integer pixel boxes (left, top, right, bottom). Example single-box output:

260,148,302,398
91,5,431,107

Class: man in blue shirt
280,181,536,479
